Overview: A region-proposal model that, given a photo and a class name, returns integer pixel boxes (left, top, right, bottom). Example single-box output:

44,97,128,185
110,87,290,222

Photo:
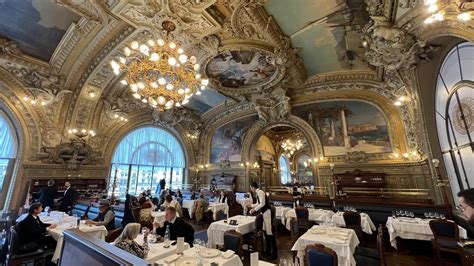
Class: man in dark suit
154,206,194,246
36,179,57,209
58,181,77,213
16,203,57,252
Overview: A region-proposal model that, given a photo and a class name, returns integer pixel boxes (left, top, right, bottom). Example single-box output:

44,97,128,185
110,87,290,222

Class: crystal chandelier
281,138,303,157
110,33,209,111
423,0,472,24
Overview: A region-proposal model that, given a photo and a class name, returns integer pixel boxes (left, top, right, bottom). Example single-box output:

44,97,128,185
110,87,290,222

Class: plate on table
176,257,200,266
198,249,221,258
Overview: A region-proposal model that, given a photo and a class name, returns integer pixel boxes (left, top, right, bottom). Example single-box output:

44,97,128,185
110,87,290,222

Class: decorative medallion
205,50,277,88
452,97,474,135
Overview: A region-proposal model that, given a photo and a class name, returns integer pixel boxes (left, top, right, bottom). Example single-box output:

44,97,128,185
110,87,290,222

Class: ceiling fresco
265,0,370,76
184,89,228,116
205,50,277,88
0,0,80,61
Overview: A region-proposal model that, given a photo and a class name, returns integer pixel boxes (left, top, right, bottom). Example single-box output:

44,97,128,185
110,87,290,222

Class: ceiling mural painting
265,0,370,76
205,50,278,88
0,0,80,61
292,100,391,156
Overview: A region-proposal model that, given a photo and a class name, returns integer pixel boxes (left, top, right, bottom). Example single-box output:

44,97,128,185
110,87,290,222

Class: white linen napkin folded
222,250,235,259
164,254,181,263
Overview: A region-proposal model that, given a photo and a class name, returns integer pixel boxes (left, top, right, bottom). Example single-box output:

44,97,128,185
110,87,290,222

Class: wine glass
409,212,414,218
428,212,433,219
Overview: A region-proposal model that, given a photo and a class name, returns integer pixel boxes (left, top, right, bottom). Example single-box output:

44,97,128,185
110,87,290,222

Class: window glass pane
458,147,474,189
436,42,474,197
442,153,461,194
0,159,9,192
109,127,187,198
458,42,474,81
279,156,290,184
0,112,17,158
128,165,139,195
137,165,153,194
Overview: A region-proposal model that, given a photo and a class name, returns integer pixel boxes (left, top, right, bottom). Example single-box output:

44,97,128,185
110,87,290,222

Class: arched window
0,111,17,193
279,155,291,185
109,127,186,198
435,42,474,196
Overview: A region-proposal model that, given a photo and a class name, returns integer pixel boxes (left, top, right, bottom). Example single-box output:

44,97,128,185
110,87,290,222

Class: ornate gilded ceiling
0,0,472,166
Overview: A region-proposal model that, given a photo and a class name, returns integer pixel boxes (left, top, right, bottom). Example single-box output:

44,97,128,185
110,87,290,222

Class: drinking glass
428,212,433,219
392,211,396,218
440,213,446,219
410,212,414,218
424,212,428,219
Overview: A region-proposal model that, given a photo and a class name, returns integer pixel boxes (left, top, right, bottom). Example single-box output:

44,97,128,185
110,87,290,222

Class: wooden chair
243,214,264,254
7,226,54,266
295,206,312,237
224,230,243,259
429,219,461,261
459,245,474,266
214,210,226,221
355,224,386,266
304,244,338,266
228,198,244,218
343,211,364,245
105,227,123,243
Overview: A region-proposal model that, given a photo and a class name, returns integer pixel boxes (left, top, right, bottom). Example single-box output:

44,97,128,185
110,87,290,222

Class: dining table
331,212,376,234
207,215,256,248
208,202,229,220
134,234,190,263
155,246,243,266
274,206,292,225
49,218,107,262
285,208,335,231
386,217,468,248
291,225,360,266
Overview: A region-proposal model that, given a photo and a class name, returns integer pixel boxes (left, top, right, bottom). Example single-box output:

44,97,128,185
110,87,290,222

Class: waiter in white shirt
249,181,277,260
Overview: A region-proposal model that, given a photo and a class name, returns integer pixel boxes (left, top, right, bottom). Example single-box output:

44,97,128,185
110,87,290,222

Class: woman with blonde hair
114,223,150,258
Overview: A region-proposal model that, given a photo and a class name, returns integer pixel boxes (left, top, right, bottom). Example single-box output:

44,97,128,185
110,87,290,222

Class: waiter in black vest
249,181,277,260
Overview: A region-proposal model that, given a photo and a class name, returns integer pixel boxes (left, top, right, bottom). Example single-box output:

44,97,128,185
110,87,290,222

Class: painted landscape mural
293,101,391,156
210,115,258,163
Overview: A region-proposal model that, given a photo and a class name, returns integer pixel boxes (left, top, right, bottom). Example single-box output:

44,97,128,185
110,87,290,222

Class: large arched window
0,111,17,193
435,42,474,196
279,155,291,185
109,127,186,198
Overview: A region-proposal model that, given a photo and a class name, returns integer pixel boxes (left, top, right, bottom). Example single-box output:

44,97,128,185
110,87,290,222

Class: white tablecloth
207,215,256,248
135,234,190,263
274,206,292,225
386,217,468,249
332,212,376,234
156,247,243,266
16,211,66,223
49,221,107,262
182,200,195,211
285,209,335,231
208,202,229,220
291,226,360,266
259,261,277,266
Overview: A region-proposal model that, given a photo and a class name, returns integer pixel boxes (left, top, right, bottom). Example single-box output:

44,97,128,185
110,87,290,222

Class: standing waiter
249,181,277,260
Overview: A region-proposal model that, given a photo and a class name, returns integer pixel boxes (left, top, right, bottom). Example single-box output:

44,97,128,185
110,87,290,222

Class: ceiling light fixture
110,23,208,111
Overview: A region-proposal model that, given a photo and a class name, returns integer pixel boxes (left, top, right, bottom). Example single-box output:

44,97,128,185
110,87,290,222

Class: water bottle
73,213,80,228
45,206,50,216
164,225,170,248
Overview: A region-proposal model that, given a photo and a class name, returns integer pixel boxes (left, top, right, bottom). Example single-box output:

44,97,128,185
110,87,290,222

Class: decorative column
340,109,350,148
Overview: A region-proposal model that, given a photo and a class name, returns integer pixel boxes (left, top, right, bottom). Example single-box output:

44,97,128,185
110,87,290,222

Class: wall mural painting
293,101,391,156
210,115,258,163
0,0,80,61
205,50,277,88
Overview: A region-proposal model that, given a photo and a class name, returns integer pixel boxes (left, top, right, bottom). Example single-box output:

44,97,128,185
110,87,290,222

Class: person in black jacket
58,181,77,213
153,206,194,246
16,203,57,252
36,179,57,209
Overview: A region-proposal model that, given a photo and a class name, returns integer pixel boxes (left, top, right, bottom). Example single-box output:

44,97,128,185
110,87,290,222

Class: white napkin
164,254,181,263
250,252,259,266
222,250,235,259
